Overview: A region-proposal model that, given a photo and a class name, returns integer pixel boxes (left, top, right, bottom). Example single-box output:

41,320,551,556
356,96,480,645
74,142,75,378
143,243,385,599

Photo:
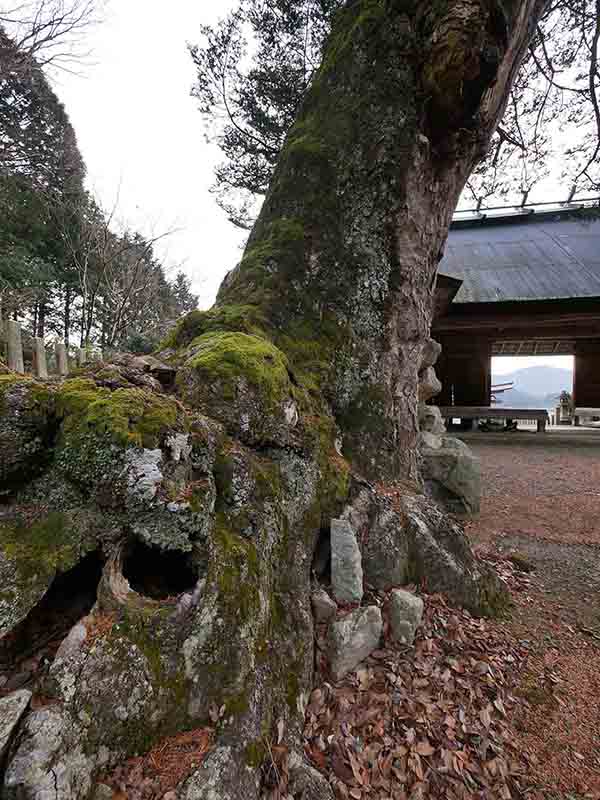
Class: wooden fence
3,320,101,378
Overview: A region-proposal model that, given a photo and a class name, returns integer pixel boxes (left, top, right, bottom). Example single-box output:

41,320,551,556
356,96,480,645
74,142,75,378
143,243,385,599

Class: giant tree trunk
1,3,547,800
213,0,546,482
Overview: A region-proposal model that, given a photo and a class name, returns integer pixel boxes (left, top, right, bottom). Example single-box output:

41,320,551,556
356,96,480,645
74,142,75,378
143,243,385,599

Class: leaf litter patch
302,572,531,800
97,727,213,800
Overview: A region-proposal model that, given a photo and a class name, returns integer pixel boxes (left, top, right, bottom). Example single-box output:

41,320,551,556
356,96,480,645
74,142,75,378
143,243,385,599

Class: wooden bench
574,408,600,426
438,406,549,432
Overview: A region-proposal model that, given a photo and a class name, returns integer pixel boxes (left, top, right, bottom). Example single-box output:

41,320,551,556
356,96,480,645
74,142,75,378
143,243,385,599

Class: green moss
216,219,305,307
0,373,30,404
508,552,534,573
161,305,269,350
0,374,54,427
187,332,291,406
213,451,236,508
245,739,267,768
113,611,188,715
57,378,178,448
223,691,250,717
319,0,386,75
213,514,261,620
253,458,282,502
477,574,512,619
0,511,81,582
80,619,190,758
286,670,301,712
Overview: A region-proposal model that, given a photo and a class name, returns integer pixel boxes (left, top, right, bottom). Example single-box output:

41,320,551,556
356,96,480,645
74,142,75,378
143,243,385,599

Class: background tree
0,19,199,353
0,0,99,75
192,0,600,228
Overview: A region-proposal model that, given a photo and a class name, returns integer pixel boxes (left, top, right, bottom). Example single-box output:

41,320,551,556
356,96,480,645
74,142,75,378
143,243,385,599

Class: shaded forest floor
466,435,600,799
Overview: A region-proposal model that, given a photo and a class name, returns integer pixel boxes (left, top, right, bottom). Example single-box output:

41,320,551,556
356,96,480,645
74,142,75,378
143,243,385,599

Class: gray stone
420,338,442,370
124,448,163,503
54,621,88,662
419,431,442,450
179,746,260,800
56,342,69,375
418,404,446,435
287,752,335,799
166,433,192,464
33,338,48,379
389,589,424,645
311,587,337,623
418,366,442,402
421,435,481,515
330,518,363,604
92,784,114,800
0,690,31,762
344,491,409,591
343,488,506,616
7,320,24,373
3,706,93,800
327,606,383,680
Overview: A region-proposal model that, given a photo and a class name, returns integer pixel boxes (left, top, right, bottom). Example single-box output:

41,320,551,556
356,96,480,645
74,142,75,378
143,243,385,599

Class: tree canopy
191,0,600,228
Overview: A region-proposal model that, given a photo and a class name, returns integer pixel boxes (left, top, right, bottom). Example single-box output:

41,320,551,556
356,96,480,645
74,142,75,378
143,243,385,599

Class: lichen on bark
1,1,549,798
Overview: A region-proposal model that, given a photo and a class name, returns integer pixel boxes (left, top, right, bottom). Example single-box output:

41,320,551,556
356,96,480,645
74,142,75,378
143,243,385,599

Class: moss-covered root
175,332,298,447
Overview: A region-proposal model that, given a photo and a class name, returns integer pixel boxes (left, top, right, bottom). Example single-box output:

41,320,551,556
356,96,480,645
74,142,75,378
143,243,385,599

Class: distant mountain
492,365,572,408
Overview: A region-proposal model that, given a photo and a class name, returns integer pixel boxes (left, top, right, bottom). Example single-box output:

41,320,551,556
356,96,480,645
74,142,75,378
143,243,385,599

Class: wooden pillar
33,337,48,378
7,320,24,373
436,335,492,406
56,342,69,376
574,339,600,408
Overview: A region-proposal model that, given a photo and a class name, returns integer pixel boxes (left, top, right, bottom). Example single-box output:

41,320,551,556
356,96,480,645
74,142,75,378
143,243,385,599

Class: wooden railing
3,320,101,378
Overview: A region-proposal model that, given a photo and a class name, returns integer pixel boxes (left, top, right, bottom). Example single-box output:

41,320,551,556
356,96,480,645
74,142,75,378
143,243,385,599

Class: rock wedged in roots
421,434,482,515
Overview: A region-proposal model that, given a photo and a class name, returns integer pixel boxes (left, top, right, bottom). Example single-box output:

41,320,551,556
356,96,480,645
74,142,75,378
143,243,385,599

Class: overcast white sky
53,0,244,309
50,2,575,378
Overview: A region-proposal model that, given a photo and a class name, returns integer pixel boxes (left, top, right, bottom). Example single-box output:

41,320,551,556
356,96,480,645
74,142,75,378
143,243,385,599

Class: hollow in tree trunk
1,3,548,800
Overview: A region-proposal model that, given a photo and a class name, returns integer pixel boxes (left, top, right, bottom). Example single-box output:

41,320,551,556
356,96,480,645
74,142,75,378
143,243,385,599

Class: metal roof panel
440,215,600,303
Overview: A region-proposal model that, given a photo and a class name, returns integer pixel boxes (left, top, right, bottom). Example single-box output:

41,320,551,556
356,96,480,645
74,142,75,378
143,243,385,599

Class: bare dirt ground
463,432,600,799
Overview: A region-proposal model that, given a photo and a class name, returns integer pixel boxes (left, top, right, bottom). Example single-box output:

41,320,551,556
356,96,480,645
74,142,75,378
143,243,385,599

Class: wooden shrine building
433,205,600,414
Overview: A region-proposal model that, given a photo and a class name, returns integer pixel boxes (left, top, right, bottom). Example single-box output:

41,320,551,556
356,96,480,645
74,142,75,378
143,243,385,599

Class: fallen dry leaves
98,727,213,800
304,588,529,800
84,612,117,647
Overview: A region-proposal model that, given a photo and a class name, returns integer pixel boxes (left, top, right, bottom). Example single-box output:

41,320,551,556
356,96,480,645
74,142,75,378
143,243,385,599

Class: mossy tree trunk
0,4,549,800
217,0,547,482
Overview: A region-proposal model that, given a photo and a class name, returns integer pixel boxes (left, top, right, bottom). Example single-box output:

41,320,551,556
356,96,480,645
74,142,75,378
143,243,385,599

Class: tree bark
1,4,549,800
215,0,547,482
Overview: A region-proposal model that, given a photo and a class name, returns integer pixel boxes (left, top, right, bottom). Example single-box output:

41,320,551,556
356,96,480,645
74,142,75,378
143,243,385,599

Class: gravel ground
462,434,600,798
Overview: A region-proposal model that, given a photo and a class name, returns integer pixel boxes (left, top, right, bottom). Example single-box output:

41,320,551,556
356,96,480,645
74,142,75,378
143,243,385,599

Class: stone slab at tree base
419,404,446,436
330,518,363,604
311,587,337,623
327,606,383,680
420,435,481,515
342,484,505,616
389,589,424,645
